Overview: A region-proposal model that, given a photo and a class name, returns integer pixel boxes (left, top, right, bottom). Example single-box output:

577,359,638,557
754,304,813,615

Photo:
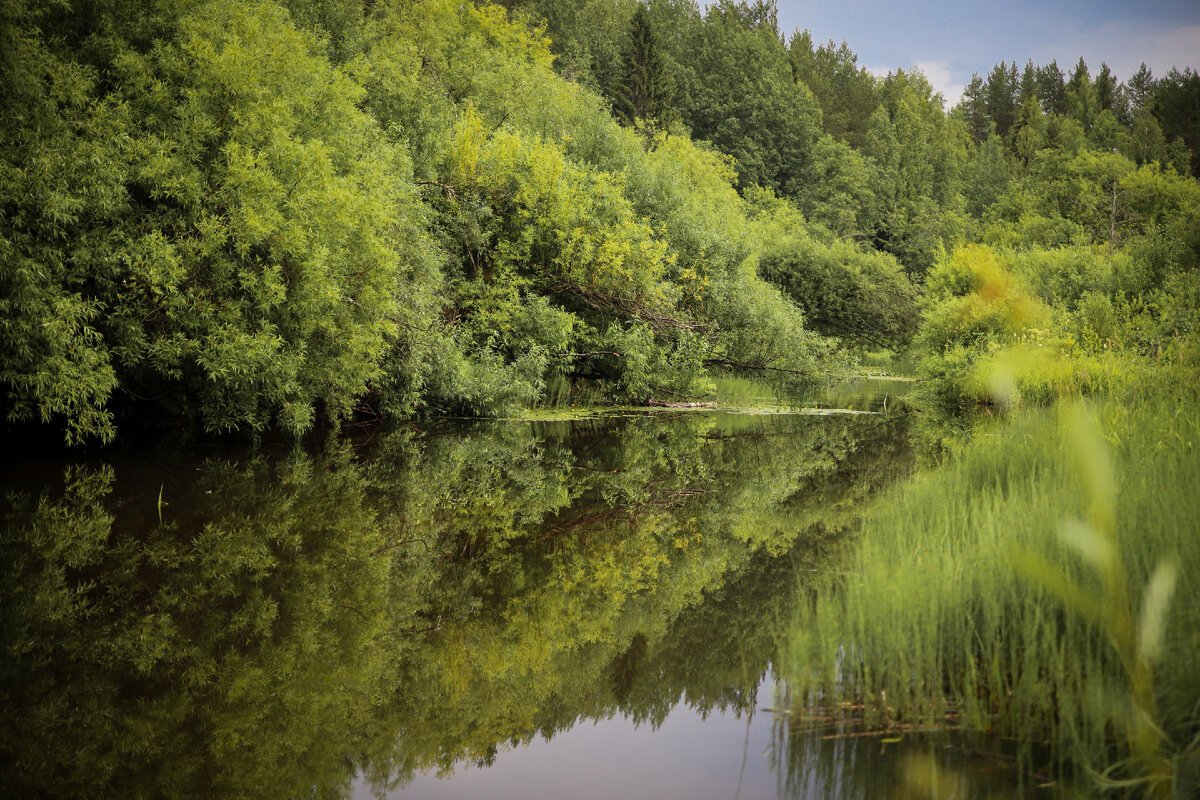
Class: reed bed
786,387,1200,796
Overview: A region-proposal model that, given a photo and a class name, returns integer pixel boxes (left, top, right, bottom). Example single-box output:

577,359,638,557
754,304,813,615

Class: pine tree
1066,57,1098,129
609,6,675,129
1094,62,1117,112
1067,57,1090,92
1036,60,1066,114
1152,67,1200,176
1010,95,1046,165
984,61,1017,137
1017,60,1037,106
961,73,990,143
1126,63,1156,112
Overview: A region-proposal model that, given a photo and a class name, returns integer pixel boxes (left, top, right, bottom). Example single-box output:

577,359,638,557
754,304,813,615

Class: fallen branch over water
644,399,715,408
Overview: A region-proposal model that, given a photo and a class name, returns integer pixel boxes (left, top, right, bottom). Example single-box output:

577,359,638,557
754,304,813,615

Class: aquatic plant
786,388,1200,795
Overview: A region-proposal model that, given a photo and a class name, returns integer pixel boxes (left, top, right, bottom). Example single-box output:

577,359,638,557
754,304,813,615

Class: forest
2,0,1199,796
2,0,1198,443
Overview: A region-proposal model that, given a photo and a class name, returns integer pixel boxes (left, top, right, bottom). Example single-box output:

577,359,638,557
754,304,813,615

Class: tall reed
786,387,1200,795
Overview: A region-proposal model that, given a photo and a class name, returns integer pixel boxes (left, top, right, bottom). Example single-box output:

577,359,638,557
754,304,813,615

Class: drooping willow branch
546,279,711,334
702,357,810,376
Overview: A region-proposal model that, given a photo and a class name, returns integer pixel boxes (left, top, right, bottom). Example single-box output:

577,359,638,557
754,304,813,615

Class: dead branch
654,386,714,401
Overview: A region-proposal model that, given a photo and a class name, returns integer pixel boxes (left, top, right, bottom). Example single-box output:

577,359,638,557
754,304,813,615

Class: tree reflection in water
1,407,913,798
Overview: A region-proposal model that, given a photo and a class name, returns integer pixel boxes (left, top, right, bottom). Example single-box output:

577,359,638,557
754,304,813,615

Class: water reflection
1,404,914,798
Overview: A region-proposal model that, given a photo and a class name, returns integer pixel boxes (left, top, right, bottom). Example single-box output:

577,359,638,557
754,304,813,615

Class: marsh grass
858,348,920,377
535,376,610,410
786,387,1200,795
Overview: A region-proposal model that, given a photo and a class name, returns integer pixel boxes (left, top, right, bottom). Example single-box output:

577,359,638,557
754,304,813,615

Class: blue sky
772,0,1200,106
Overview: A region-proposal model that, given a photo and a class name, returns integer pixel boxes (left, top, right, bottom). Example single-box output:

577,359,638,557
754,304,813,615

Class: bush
759,230,919,350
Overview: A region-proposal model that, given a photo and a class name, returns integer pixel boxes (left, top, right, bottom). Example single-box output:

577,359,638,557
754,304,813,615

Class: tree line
2,0,1197,444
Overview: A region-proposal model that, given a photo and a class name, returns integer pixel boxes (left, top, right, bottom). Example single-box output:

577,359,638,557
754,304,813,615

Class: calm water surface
3,381,1009,799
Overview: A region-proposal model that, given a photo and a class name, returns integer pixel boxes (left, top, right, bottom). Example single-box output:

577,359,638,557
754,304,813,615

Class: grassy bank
785,385,1200,795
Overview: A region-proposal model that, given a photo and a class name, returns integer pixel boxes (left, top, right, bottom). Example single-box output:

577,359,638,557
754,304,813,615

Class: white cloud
863,62,966,109
913,61,966,108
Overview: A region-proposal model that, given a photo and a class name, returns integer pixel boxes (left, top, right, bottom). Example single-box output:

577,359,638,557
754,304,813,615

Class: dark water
0,381,1003,799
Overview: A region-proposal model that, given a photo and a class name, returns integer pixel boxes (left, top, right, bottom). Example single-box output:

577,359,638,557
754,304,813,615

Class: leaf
1137,560,1177,662
1058,517,1114,571
1010,547,1104,628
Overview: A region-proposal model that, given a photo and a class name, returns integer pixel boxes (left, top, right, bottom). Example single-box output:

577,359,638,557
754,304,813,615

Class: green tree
787,30,879,149
1126,63,1156,113
1009,94,1047,165
793,134,880,239
0,0,123,442
669,0,824,196
758,225,920,349
1131,108,1170,166
1066,56,1098,129
609,5,676,129
1036,59,1067,114
1017,60,1038,106
359,0,846,408
515,0,639,91
964,133,1012,217
1151,67,1200,176
1094,62,1123,119
985,61,1018,137
959,73,991,144
0,0,441,442
863,69,968,275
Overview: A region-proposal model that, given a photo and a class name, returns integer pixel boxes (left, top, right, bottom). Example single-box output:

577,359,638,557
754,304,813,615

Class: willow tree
0,0,440,442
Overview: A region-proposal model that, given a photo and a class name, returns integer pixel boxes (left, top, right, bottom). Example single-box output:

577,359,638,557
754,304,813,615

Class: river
2,380,1027,798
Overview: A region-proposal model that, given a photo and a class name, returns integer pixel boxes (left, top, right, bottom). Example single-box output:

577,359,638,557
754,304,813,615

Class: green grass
786,385,1200,796
857,348,919,377
533,375,611,410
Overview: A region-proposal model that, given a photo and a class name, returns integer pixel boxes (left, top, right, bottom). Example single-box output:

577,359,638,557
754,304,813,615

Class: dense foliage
4,0,1198,444
1,0,857,443
4,0,1200,791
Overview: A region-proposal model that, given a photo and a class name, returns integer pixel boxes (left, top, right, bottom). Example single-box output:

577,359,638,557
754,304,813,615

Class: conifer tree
1126,63,1156,112
1010,95,1046,165
610,6,675,129
984,61,1017,137
1094,62,1118,112
1152,67,1200,176
961,73,990,143
1067,57,1090,92
1066,57,1098,129
1036,59,1066,114
1017,60,1038,106
787,30,878,149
